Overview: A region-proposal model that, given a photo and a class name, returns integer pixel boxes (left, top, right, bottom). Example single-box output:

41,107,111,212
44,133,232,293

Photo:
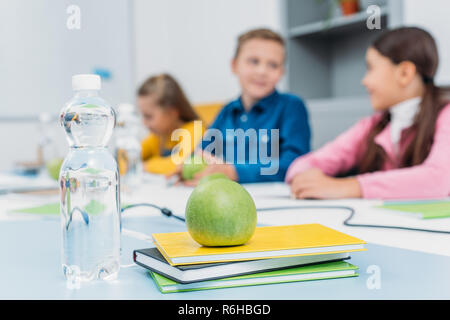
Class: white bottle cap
72,74,101,91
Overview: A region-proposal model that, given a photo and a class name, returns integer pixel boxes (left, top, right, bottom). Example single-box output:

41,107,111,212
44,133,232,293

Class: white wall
401,0,450,85
0,0,134,117
0,0,134,169
133,0,282,104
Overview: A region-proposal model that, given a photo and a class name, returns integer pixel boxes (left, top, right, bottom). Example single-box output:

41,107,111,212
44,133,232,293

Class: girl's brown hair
137,73,199,122
359,27,450,173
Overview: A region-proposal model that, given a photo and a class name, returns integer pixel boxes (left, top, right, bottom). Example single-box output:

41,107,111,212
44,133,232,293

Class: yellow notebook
152,224,366,266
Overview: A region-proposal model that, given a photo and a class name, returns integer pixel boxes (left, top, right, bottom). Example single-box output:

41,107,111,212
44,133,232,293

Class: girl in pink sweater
285,27,450,200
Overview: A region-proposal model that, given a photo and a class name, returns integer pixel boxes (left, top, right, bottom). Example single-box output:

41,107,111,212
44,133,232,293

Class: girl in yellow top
137,74,205,175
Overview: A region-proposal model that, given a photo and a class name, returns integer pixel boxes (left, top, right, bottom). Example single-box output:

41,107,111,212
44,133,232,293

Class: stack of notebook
133,224,366,293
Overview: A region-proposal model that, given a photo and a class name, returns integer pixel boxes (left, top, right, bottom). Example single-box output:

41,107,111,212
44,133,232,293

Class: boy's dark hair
234,28,285,59
137,73,199,123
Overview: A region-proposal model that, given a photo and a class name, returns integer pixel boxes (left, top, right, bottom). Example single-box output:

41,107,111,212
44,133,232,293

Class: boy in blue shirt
185,28,311,184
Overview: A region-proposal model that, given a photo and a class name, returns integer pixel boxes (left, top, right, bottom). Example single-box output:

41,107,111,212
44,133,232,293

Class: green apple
46,158,64,181
198,172,229,185
185,178,257,246
181,155,207,180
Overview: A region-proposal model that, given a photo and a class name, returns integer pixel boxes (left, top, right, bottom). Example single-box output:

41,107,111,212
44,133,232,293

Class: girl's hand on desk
165,165,183,186
289,168,362,199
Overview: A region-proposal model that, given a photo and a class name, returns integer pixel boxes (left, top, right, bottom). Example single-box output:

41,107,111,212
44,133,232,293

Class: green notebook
10,203,60,215
10,200,109,216
377,200,450,219
150,261,358,293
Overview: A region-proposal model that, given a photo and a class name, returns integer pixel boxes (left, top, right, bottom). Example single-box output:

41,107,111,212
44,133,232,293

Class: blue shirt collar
231,89,279,113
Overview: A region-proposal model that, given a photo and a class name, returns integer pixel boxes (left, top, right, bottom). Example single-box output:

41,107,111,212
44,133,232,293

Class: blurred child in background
138,74,205,175
286,27,450,200
180,28,311,185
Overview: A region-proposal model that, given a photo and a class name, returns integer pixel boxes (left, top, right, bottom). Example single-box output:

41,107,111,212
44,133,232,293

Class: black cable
257,205,450,235
121,203,186,222
120,203,450,234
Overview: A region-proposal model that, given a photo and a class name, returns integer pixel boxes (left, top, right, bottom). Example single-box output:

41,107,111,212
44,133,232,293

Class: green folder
10,200,108,216
377,200,450,219
10,203,60,215
150,261,359,293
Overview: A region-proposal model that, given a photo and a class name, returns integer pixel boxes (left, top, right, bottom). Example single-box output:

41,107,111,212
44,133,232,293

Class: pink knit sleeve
285,115,379,183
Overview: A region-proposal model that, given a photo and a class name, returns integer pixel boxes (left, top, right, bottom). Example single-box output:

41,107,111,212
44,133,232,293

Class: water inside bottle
59,82,121,284
60,161,120,282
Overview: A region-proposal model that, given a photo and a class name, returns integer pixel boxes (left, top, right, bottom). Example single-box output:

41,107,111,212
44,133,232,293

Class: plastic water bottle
59,74,121,284
114,103,142,193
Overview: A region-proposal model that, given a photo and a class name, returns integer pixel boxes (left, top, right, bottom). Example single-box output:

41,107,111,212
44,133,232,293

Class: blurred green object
198,172,229,185
81,104,99,109
83,167,104,175
181,155,207,180
11,203,60,215
378,200,450,219
83,199,106,215
46,158,64,180
11,201,127,216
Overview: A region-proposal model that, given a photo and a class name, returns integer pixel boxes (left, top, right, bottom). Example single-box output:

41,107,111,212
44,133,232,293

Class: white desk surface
1,173,450,258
